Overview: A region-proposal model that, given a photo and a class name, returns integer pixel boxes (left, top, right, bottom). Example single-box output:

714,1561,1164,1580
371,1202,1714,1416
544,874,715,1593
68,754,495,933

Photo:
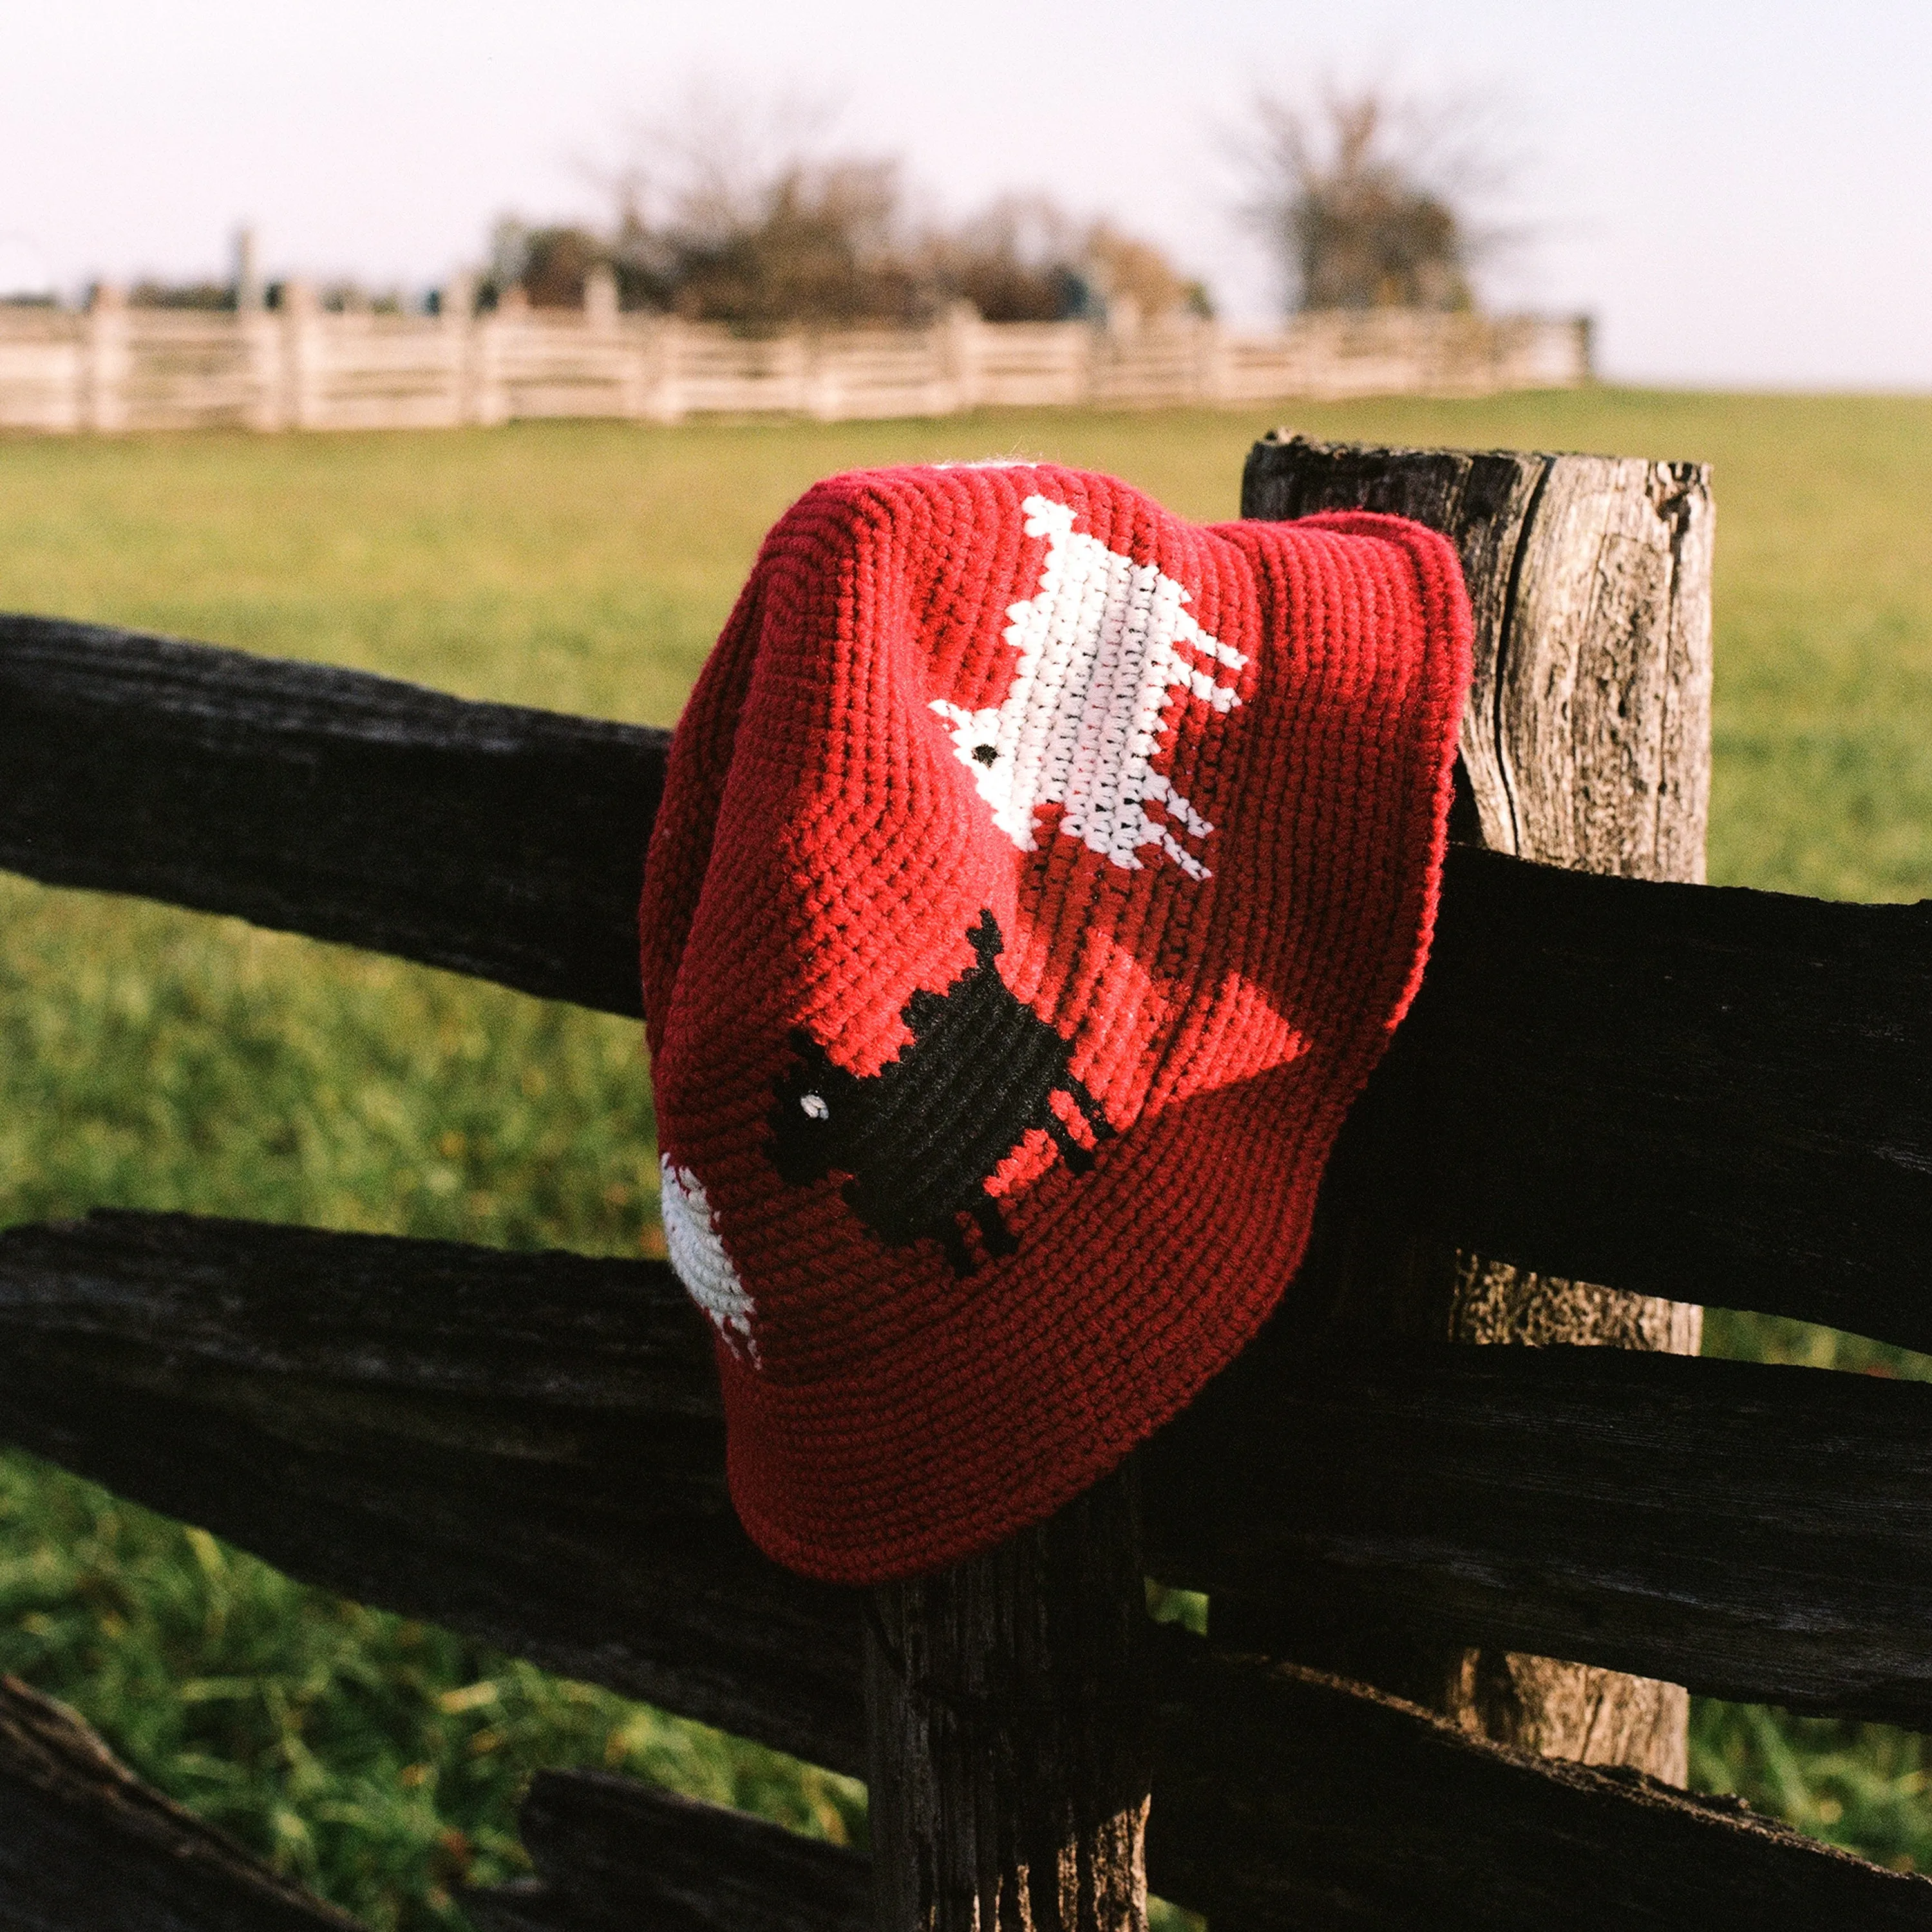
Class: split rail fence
1,433,1931,1929
0,292,1591,433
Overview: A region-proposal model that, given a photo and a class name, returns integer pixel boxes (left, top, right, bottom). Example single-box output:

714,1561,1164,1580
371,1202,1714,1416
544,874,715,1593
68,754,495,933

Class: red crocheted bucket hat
641,462,1472,1584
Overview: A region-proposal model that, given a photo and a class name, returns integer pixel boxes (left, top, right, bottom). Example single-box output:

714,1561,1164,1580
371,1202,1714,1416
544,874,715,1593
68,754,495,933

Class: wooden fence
1,433,1931,1929
0,291,1591,433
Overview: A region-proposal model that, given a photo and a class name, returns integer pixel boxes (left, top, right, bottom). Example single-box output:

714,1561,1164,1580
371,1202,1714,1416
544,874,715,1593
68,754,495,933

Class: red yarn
641,462,1473,1584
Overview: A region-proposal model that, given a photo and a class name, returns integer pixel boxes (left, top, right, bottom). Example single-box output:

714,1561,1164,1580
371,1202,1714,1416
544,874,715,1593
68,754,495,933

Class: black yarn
767,911,1112,1276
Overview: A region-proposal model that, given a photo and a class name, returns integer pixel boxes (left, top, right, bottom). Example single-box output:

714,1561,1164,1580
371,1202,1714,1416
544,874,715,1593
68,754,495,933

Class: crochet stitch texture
641,462,1473,1584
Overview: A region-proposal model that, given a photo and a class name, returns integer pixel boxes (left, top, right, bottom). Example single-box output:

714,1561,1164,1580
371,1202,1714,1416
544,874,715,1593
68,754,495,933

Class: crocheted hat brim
715,1064,1353,1582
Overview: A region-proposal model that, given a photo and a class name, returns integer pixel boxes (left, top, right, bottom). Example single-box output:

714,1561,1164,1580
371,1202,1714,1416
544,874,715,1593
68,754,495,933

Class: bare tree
486,222,604,308
1247,86,1517,313
598,85,920,327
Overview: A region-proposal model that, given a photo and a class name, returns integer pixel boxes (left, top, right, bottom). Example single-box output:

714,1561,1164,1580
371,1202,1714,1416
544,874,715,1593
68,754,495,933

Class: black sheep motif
767,910,1113,1276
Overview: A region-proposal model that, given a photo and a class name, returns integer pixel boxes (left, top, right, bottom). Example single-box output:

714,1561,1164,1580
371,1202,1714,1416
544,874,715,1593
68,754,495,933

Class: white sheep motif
659,1157,759,1365
929,495,1245,881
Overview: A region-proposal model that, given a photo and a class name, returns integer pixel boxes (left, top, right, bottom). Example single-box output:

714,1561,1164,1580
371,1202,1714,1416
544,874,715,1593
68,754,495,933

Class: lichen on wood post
1237,432,1714,1783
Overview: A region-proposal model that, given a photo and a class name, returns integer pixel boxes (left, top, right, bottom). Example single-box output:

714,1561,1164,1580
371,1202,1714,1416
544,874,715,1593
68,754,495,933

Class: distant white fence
0,287,1591,435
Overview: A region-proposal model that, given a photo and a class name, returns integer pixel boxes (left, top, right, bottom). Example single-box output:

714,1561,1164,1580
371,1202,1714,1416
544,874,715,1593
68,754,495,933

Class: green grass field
3,393,1931,1921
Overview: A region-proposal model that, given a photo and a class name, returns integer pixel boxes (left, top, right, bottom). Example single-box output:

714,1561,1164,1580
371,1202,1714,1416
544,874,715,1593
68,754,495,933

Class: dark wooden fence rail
10,1210,1932,1741
0,1214,862,1774
6,1629,1929,1932
5,470,1932,1926
462,1770,873,1932
1356,848,1932,1339
0,1674,360,1931
6,611,1929,1350
0,612,667,1016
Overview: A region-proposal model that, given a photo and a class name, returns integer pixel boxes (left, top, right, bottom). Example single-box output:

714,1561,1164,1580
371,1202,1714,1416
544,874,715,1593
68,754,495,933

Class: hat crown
640,462,1473,1582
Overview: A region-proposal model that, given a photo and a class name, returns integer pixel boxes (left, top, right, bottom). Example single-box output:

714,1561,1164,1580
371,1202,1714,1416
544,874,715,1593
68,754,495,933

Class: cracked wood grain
1242,431,1715,1777
864,1470,1151,1932
475,1641,1932,1932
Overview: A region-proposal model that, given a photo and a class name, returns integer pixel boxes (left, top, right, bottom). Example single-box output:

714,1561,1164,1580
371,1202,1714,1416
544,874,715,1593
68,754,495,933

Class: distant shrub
612,158,925,328
484,134,1207,330
485,224,607,310
128,281,236,311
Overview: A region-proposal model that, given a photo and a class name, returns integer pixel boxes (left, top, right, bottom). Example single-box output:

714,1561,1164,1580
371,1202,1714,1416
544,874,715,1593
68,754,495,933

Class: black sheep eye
799,1092,829,1121
972,743,999,766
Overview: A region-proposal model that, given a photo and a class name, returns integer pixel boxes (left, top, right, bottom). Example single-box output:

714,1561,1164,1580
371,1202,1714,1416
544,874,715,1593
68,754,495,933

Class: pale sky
2,0,1927,389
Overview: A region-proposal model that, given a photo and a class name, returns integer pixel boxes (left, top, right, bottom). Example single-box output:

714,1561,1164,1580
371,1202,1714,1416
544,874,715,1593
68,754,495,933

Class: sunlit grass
2,392,1929,1914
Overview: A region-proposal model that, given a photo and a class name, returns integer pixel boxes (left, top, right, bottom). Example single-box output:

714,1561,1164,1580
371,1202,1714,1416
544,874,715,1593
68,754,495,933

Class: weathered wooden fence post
941,302,984,414
863,434,1713,1926
583,263,620,329
809,339,848,425
279,279,317,431
235,234,283,433
473,287,518,427
1235,432,1714,1779
83,283,128,434
437,274,476,429
866,1468,1151,1932
643,316,687,424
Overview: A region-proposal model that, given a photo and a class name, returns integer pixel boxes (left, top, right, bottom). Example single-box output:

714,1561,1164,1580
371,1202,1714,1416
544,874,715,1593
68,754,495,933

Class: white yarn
931,495,1245,880
659,1157,759,1365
